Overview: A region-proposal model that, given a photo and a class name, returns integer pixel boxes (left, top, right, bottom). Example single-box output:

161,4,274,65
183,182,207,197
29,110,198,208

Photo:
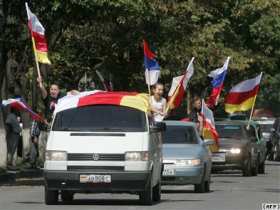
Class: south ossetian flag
201,99,219,151
207,57,230,108
55,91,150,114
25,3,51,64
225,73,262,113
143,40,160,85
167,57,194,109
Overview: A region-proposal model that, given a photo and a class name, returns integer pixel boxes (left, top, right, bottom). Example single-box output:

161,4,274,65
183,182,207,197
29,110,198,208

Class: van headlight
230,148,241,154
176,159,201,166
125,151,149,161
46,151,67,161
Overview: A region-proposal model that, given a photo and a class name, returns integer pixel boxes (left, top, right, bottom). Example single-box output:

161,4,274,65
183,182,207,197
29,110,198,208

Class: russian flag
207,57,230,108
2,98,44,122
143,40,160,85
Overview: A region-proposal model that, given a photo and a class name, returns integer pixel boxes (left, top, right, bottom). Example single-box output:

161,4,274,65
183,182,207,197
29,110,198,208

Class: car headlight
125,151,149,161
46,150,67,161
230,148,241,154
176,159,201,166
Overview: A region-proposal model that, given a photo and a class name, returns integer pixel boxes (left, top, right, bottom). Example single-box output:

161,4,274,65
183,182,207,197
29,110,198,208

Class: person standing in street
150,83,167,122
37,77,64,162
5,107,21,169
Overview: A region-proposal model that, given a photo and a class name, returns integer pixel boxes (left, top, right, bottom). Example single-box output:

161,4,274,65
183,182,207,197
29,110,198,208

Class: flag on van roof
225,73,262,114
207,57,230,108
2,98,44,122
55,91,150,114
25,3,51,64
143,40,160,85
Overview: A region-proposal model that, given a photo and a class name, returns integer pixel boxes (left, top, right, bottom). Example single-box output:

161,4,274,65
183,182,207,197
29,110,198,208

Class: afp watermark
262,203,280,210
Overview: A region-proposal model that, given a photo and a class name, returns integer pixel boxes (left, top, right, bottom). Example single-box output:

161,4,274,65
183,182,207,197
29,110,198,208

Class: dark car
270,118,280,161
212,120,266,176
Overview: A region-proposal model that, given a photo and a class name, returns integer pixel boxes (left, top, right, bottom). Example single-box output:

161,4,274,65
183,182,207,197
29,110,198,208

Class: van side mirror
150,122,166,132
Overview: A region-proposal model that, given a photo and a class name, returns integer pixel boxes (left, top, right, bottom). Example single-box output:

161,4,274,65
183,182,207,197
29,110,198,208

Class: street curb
0,168,43,186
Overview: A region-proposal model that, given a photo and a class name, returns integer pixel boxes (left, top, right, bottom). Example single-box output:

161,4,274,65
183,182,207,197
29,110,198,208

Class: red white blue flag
207,57,230,108
2,98,44,122
143,40,160,85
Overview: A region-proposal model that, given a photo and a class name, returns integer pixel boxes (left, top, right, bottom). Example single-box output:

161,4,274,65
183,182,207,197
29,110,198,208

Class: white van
44,92,164,205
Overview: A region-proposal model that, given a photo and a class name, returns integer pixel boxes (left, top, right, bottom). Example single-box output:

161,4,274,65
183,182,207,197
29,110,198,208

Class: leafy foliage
0,0,279,115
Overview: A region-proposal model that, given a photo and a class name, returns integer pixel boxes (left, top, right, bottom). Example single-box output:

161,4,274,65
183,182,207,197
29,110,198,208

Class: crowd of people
4,77,203,169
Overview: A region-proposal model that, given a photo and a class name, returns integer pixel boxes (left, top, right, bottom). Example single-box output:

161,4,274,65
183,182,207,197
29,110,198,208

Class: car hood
218,138,247,149
163,144,203,159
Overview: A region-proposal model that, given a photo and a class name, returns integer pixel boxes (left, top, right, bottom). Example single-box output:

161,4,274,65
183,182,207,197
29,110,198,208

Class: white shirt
150,96,167,122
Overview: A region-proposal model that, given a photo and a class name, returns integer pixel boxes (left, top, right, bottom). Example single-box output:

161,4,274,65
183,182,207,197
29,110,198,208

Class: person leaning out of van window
150,83,167,122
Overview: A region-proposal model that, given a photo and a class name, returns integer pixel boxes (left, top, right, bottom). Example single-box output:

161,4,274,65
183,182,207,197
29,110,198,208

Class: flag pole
25,2,42,79
31,37,42,79
247,72,263,129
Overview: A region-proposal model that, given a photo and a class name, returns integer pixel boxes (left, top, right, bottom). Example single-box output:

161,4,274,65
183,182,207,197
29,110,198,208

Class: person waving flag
143,40,160,86
207,57,230,108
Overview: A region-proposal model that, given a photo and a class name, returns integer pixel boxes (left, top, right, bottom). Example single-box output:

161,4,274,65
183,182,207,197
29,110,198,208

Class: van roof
55,91,150,113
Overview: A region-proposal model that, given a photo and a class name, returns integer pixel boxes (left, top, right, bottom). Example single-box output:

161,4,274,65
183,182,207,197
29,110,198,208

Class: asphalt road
0,161,279,210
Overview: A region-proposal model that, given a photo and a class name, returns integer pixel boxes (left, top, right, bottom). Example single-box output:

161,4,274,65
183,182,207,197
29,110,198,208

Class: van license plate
80,175,111,183
162,165,175,176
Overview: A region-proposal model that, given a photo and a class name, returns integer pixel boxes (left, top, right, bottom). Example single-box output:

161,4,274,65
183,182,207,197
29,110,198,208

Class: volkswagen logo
92,153,99,161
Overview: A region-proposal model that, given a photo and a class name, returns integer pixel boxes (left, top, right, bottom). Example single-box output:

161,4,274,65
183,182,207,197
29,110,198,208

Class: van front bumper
44,170,151,193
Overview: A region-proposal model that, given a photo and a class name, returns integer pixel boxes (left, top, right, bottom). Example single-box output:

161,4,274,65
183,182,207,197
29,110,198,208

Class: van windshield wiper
93,127,125,132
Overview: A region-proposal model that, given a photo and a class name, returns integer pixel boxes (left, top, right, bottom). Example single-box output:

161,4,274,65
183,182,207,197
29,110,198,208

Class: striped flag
143,40,160,85
201,100,219,151
25,3,51,64
225,73,262,114
2,98,44,122
207,57,230,108
167,57,194,110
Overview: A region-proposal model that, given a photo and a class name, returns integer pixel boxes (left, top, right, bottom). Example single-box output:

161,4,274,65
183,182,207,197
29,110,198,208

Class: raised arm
37,77,48,99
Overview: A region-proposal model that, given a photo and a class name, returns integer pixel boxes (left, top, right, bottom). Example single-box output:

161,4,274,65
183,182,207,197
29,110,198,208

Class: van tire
152,182,161,202
194,176,206,193
61,191,74,202
139,178,153,205
45,187,58,205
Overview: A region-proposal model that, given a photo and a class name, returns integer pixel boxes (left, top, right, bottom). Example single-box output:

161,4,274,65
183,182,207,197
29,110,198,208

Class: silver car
162,121,213,193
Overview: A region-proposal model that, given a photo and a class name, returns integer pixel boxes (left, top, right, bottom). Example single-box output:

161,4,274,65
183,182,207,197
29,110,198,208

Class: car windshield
163,125,198,144
216,124,243,139
52,105,147,132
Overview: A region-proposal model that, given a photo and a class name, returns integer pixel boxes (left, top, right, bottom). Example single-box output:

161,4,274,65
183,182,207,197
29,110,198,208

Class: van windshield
52,105,147,132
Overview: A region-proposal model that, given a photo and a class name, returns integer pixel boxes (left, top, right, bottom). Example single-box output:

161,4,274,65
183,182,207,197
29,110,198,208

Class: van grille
67,153,125,161
67,166,124,172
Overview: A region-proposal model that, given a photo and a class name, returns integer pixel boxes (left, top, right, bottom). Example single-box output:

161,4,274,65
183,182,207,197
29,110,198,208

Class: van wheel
139,178,153,205
242,156,252,177
152,182,161,202
61,191,74,202
194,178,206,193
45,187,58,205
